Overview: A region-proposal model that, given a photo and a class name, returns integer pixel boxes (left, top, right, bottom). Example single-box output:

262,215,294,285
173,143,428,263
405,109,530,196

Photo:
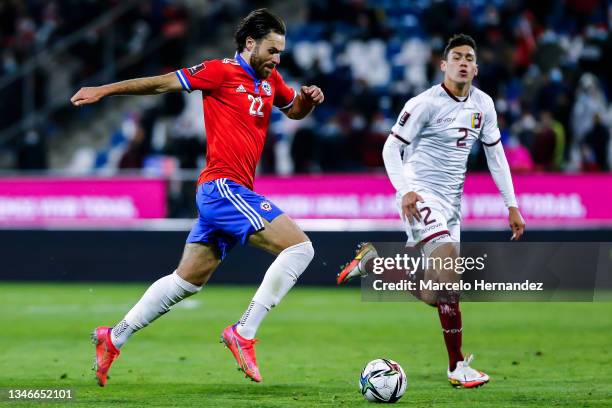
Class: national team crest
261,81,272,96
471,112,482,129
260,201,272,212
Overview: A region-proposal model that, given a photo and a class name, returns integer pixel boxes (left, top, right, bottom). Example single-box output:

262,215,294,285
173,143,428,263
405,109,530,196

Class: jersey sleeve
272,70,297,110
175,60,225,93
390,95,430,144
479,98,502,146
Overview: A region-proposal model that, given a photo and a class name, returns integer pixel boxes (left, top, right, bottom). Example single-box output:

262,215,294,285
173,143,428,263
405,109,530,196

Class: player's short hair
234,9,286,53
443,34,477,60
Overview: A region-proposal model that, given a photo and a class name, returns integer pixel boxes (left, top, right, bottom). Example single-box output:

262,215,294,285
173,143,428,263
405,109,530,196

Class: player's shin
424,241,464,371
110,271,202,348
437,291,463,372
236,241,314,339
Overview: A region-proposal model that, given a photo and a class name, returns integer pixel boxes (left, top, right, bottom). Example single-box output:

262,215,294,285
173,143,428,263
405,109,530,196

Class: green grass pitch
1,283,611,407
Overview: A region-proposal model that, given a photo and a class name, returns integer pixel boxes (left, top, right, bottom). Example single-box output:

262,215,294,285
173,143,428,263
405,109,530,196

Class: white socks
237,241,314,339
109,241,314,347
110,271,202,348
236,300,269,339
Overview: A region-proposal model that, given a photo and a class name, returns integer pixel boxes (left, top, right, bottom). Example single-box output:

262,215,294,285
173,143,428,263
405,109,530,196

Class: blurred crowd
1,0,610,175
1,0,187,128
0,0,251,171
272,0,611,173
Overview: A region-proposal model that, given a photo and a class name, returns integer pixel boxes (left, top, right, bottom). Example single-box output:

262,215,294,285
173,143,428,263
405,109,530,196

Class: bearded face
248,32,285,79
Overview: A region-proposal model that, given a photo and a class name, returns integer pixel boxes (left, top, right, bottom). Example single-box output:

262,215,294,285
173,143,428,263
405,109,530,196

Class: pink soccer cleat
220,324,262,382
91,326,120,387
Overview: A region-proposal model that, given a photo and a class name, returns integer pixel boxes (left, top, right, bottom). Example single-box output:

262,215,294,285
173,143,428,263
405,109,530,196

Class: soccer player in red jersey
71,9,324,385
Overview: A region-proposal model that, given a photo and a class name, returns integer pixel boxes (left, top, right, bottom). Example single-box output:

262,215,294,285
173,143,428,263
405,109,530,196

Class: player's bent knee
272,214,310,247
175,243,221,285
282,240,314,260
275,228,310,252
437,289,460,305
420,291,438,307
302,240,315,263
177,257,219,286
172,270,204,294
279,240,314,279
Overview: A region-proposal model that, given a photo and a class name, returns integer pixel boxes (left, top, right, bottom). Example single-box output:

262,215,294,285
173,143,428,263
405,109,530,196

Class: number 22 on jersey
248,95,264,117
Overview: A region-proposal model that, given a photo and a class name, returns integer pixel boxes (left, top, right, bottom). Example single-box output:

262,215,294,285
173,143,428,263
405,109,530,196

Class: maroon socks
437,300,463,371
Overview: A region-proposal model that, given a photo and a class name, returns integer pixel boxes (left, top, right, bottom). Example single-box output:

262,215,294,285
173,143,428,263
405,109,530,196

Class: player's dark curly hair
443,34,477,59
234,9,286,53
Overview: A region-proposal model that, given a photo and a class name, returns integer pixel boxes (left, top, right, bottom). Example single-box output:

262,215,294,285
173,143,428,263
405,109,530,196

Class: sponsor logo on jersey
236,84,247,93
222,58,240,65
261,81,272,96
260,201,272,212
422,221,443,234
188,62,206,75
398,111,411,126
436,117,455,124
471,112,482,129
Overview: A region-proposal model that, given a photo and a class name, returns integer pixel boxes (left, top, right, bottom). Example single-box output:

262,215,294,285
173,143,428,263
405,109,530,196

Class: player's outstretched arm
283,85,324,120
70,72,183,106
483,142,525,240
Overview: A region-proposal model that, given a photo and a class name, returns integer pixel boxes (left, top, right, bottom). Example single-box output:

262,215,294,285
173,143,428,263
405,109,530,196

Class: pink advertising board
0,177,166,224
255,173,612,227
1,174,608,228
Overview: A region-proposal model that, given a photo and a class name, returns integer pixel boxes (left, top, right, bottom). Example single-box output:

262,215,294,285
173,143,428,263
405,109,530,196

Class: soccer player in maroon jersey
71,9,324,385
338,34,526,388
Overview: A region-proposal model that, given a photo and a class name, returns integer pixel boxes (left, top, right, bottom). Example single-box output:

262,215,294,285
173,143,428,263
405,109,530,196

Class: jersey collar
235,52,261,94
441,82,470,102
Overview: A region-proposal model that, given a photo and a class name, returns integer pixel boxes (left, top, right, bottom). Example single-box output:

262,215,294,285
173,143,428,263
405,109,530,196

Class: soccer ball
359,358,407,403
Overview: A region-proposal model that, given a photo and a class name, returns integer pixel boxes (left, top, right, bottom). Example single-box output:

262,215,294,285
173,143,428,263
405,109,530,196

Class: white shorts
396,191,461,245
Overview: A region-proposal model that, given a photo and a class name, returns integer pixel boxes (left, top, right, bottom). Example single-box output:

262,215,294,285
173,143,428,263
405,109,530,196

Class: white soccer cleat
337,242,379,284
447,354,490,388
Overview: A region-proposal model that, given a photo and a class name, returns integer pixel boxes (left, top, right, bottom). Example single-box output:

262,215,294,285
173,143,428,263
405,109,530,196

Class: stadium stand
0,0,609,217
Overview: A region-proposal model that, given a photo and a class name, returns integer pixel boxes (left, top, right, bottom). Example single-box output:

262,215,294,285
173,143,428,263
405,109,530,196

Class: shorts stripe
216,179,260,230
216,179,264,230
220,179,264,229
234,194,265,229
421,230,451,243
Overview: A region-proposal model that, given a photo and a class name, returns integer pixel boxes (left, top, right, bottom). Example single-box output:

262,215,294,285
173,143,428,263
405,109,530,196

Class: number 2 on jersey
419,206,436,226
248,95,264,117
457,128,468,147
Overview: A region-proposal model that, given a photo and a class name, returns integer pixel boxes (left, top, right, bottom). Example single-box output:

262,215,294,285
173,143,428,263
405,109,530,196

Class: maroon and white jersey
390,83,502,210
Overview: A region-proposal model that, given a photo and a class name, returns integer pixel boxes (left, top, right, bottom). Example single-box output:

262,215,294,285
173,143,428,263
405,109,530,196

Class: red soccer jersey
176,55,296,190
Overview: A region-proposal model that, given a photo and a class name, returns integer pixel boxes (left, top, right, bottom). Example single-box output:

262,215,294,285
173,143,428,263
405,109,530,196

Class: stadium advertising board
256,174,612,227
0,177,166,224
